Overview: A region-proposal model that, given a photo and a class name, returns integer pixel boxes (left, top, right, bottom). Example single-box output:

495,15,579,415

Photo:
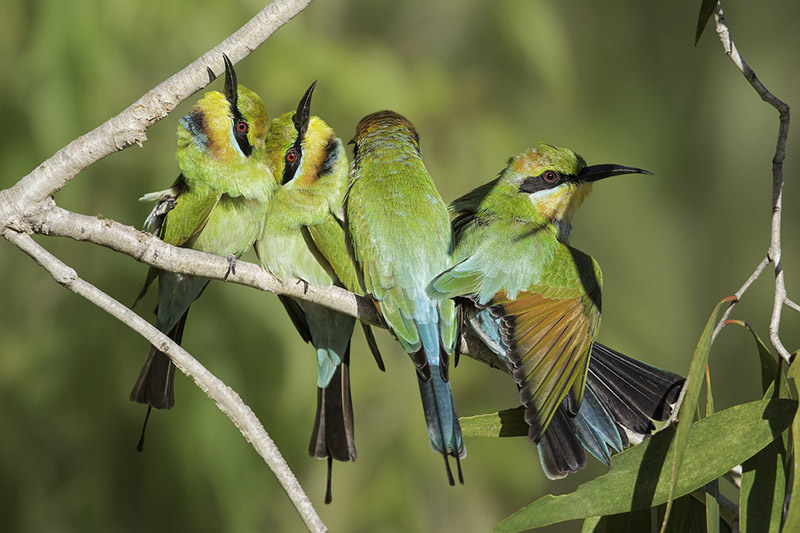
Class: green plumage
346,110,463,484
255,84,382,504
428,143,668,478
131,56,274,411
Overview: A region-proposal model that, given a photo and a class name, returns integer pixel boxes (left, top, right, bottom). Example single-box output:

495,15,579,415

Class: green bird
346,111,464,484
427,143,683,478
255,82,383,504
131,55,274,420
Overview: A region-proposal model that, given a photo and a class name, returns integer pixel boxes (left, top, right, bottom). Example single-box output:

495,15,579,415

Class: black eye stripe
230,106,252,157
518,170,570,194
282,144,302,185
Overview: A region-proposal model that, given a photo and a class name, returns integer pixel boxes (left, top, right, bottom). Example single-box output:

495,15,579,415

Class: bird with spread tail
255,82,383,503
427,143,684,478
346,111,465,485
131,56,275,443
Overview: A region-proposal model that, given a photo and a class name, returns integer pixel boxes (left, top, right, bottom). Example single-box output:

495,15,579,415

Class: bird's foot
224,254,237,280
296,278,309,294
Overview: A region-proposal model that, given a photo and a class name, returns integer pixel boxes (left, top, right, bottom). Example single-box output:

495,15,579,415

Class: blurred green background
2,0,799,531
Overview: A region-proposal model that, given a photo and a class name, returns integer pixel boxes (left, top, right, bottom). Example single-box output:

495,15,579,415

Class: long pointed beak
577,164,653,183
293,80,317,138
222,54,238,108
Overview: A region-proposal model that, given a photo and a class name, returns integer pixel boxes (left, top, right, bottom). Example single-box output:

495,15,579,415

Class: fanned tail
536,342,685,478
130,308,189,409
588,342,684,440
536,408,586,480
309,345,356,504
536,385,625,479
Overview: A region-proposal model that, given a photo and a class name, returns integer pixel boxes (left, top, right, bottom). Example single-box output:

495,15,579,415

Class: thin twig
712,3,792,363
710,256,769,343
1,228,327,533
786,298,800,315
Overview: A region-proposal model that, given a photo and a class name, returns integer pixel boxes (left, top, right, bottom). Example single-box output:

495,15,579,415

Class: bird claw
295,278,309,294
224,254,237,280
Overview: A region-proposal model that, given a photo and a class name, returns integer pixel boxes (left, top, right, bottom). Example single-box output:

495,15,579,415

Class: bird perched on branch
255,82,383,504
131,55,274,440
346,111,465,485
427,143,683,478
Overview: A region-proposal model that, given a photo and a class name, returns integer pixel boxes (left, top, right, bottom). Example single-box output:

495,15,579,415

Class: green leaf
460,406,527,437
780,361,800,530
739,437,786,533
581,516,603,532
494,399,796,532
661,296,733,530
585,494,731,533
695,0,717,44
659,493,730,533
589,506,652,532
727,320,780,395
704,480,720,533
703,371,719,533
733,321,788,533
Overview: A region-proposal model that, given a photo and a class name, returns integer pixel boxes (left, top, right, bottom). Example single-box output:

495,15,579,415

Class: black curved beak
577,164,653,183
293,80,317,139
222,53,238,109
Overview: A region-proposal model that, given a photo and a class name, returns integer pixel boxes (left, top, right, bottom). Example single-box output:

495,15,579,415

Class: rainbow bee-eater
427,143,683,478
131,55,274,421
255,82,383,504
346,111,464,484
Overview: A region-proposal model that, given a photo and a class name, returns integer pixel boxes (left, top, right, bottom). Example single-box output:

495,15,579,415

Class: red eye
236,121,248,133
543,170,558,183
286,151,297,163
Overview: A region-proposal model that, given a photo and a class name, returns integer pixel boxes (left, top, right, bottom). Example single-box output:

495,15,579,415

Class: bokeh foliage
1,1,799,531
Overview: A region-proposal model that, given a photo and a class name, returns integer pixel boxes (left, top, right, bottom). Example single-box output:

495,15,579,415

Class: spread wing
430,242,603,442
489,278,600,443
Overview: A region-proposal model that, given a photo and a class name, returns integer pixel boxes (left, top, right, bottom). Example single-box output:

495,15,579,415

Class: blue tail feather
415,317,465,463
417,368,464,457
302,301,355,388
571,386,625,465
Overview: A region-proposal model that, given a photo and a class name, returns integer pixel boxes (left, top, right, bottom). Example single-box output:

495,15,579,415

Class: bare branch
1,227,327,533
707,3,792,363
37,202,381,324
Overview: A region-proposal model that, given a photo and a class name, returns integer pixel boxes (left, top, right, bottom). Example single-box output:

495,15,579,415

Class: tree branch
706,2,793,363
32,200,505,371
1,227,327,533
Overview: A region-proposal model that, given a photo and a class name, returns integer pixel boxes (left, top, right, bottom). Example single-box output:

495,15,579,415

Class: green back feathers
347,111,457,355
